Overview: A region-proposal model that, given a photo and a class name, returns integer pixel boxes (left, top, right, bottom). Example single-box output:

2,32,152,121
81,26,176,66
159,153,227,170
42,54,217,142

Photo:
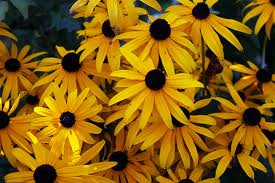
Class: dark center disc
242,108,261,126
0,111,10,129
271,0,275,5
102,20,115,38
192,2,210,19
59,111,76,128
145,69,166,90
61,52,81,72
256,69,272,83
33,164,57,183
109,151,128,171
5,58,21,72
149,19,171,40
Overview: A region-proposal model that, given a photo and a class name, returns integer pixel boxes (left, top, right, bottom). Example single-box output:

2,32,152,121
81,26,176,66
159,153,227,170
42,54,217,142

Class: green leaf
8,0,35,19
0,1,9,21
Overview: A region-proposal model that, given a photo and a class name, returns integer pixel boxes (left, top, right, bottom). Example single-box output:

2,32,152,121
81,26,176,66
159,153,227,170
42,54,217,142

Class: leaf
0,1,9,21
9,0,35,19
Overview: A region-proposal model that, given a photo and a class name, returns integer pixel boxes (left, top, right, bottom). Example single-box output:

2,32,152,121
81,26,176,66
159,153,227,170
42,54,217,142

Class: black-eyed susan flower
156,164,220,183
93,130,158,183
109,54,203,129
230,61,275,101
210,82,275,158
201,141,267,180
32,85,103,156
243,0,275,37
0,94,32,167
33,46,109,103
77,14,121,72
166,0,252,60
0,22,17,41
134,99,215,169
115,13,198,75
0,41,46,102
18,86,46,115
4,134,115,183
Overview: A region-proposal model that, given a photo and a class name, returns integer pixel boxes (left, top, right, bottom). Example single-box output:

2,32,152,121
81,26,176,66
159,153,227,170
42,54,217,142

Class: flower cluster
0,0,275,182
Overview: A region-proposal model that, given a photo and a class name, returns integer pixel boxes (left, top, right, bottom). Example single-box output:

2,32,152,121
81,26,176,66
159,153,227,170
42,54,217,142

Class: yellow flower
33,46,109,103
0,41,46,102
230,61,275,100
0,22,17,41
210,82,275,158
156,164,220,183
116,13,198,75
4,134,115,183
0,94,32,167
77,13,121,72
243,0,275,37
201,141,267,180
32,85,103,156
109,54,203,130
91,130,159,183
18,86,47,115
167,0,252,60
134,99,215,169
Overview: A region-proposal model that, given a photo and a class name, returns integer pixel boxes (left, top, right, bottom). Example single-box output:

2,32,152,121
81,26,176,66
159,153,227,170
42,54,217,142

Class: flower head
32,84,103,156
0,41,46,101
167,0,252,60
109,54,203,129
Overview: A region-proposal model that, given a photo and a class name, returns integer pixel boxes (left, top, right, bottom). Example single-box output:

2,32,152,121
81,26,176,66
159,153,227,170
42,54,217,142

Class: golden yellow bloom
33,46,109,103
4,134,115,183
0,41,46,101
0,94,32,167
134,99,215,169
201,132,267,179
18,86,47,115
116,13,198,75
211,82,275,158
156,164,220,183
77,13,121,72
32,85,103,156
0,22,17,41
230,61,275,101
167,0,252,60
109,54,203,129
243,0,275,37
93,130,159,183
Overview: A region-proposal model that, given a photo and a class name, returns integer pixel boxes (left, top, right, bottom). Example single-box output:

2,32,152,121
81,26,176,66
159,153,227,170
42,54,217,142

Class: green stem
201,35,206,96
262,35,268,67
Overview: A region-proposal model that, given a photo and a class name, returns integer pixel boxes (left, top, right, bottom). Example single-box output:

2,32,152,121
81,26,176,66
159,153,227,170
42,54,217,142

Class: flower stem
261,35,268,67
201,35,207,96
